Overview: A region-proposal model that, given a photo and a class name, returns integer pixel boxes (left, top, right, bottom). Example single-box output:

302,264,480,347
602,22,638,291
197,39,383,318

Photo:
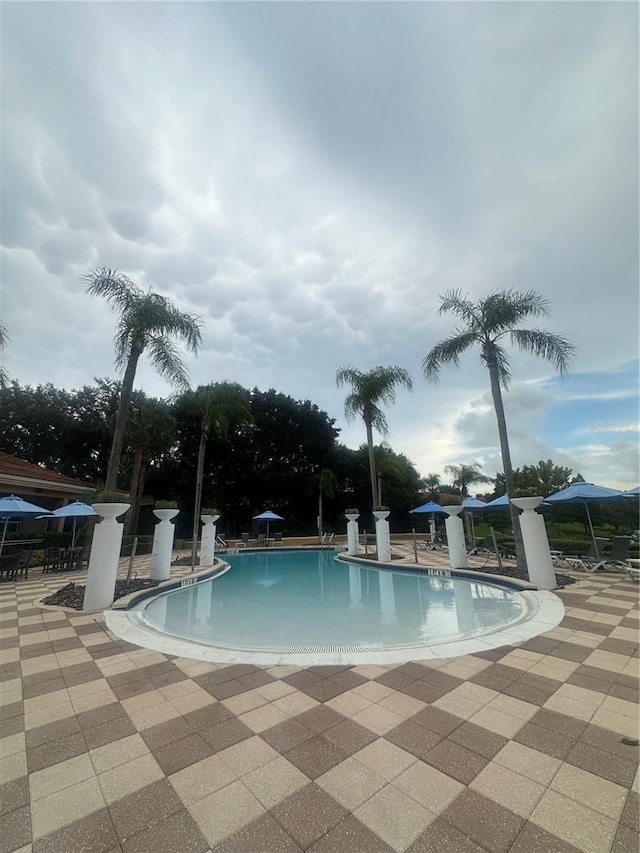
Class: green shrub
155,500,178,509
92,492,129,504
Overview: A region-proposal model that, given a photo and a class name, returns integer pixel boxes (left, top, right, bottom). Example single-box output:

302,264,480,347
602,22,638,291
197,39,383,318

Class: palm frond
365,403,389,437
83,268,140,314
146,335,190,390
422,330,477,383
438,290,480,327
480,289,550,334
510,329,576,375
481,340,512,387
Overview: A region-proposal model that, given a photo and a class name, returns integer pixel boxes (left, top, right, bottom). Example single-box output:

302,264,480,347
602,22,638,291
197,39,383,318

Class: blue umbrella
253,510,284,543
0,494,53,556
544,482,633,558
478,493,510,510
410,501,445,513
52,501,98,548
626,486,640,495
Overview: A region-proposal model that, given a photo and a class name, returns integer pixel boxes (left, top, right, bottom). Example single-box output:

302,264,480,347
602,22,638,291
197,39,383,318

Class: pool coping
104,551,566,666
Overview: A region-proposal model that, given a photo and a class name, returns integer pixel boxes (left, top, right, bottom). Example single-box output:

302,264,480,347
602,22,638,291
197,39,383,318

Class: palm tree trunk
487,362,526,570
105,348,141,492
191,425,208,570
125,449,144,534
365,420,377,509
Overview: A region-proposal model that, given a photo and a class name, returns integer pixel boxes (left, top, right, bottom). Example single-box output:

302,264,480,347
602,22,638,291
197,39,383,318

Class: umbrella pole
72,518,77,549
0,518,7,557
584,504,599,557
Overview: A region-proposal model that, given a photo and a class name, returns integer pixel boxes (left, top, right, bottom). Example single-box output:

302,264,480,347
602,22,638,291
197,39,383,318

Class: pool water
141,550,527,653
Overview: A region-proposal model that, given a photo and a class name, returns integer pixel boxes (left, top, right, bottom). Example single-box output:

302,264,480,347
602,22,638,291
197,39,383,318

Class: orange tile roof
0,452,94,489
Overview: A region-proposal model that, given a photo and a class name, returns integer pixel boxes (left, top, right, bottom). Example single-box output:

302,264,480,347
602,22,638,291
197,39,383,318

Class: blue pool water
141,550,527,653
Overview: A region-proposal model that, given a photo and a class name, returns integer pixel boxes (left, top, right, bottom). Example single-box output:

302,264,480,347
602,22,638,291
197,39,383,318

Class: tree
493,459,575,498
423,290,575,569
445,462,492,496
336,365,413,509
0,319,9,388
317,468,337,540
84,267,203,492
180,383,253,568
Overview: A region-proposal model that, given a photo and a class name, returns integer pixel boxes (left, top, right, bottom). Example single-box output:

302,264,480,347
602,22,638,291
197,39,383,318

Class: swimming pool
105,549,565,664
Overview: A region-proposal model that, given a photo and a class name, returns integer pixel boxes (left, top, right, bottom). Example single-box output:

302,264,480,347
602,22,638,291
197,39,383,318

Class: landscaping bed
42,579,161,610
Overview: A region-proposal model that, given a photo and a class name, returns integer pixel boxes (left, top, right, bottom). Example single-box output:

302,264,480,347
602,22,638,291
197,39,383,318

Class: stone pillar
199,514,220,567
443,506,468,569
511,497,557,590
345,513,360,556
373,510,391,562
83,503,130,611
150,509,179,581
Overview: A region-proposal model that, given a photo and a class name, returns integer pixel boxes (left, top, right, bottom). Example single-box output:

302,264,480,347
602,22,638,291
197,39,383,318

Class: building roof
0,452,95,492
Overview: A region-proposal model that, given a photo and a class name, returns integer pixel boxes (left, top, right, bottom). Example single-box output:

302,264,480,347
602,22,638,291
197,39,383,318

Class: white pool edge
104,587,565,667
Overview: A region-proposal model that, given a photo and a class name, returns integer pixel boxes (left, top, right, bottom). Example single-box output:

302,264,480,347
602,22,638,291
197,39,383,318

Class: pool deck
1,549,638,853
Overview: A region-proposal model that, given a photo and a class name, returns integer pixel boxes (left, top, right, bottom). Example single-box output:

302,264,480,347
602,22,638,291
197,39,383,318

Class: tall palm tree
423,289,575,569
85,268,203,492
445,462,492,496
185,382,254,569
0,319,9,388
336,365,413,509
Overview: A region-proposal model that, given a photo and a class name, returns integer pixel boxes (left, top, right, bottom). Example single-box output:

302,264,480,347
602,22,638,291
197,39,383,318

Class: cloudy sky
2,2,638,490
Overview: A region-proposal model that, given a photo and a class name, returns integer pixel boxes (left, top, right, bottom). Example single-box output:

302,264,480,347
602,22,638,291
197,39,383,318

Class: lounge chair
256,533,266,548
240,533,250,548
468,535,494,555
272,532,283,546
560,538,609,571
566,536,632,573
215,535,227,548
324,533,334,548
419,533,447,551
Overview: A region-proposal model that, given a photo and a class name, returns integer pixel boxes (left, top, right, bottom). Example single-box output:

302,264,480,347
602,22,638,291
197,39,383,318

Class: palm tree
445,462,492,496
423,289,575,569
85,268,203,492
317,468,337,541
185,383,253,569
336,365,413,509
0,319,9,388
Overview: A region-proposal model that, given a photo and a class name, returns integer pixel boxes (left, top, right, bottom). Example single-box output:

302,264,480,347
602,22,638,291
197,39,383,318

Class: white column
373,510,391,562
443,506,468,569
379,571,397,624
83,503,130,611
150,509,179,581
345,514,360,555
511,497,557,590
199,514,219,567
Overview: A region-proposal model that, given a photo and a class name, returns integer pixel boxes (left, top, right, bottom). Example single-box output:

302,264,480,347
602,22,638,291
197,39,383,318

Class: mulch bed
460,564,577,588
42,579,161,610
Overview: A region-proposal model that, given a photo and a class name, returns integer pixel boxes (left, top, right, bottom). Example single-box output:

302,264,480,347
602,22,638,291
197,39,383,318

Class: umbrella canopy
478,493,510,509
0,494,53,556
409,501,445,513
544,482,632,557
52,501,98,548
462,498,488,509
252,510,284,543
625,485,640,495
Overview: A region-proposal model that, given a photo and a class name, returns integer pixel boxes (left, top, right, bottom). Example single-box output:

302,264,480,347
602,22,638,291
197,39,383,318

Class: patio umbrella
0,495,53,556
253,510,284,543
410,501,445,541
478,493,511,510
52,501,98,548
625,486,640,495
544,482,633,558
462,497,487,546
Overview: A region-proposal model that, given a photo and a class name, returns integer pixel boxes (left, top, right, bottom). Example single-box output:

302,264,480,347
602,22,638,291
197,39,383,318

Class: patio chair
215,535,227,548
567,536,632,573
561,538,609,572
256,533,266,548
14,551,30,580
240,533,250,548
468,535,494,555
272,532,283,546
0,553,20,580
43,547,62,573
